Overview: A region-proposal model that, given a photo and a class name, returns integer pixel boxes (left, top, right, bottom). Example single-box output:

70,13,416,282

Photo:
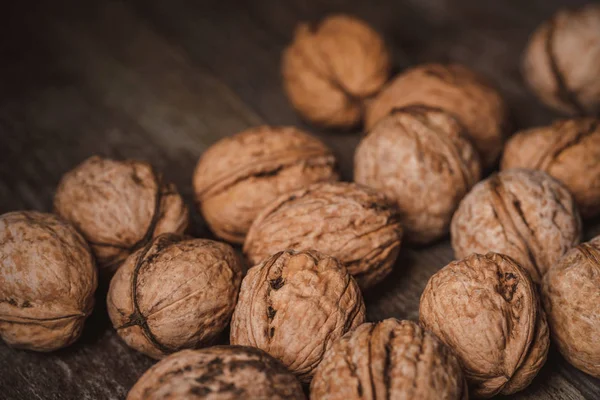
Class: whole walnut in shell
522,4,600,115
310,319,467,400
230,250,366,383
501,118,600,217
107,233,242,359
193,126,339,244
451,168,581,283
365,63,508,166
355,105,481,244
542,235,600,378
243,182,403,290
127,346,305,400
282,14,390,129
420,252,550,398
54,156,189,275
0,211,97,351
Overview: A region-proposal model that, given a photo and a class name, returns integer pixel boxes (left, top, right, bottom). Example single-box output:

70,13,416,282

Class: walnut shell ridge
230,249,366,383
107,233,242,359
193,126,339,244
310,319,468,400
420,253,550,398
0,211,97,351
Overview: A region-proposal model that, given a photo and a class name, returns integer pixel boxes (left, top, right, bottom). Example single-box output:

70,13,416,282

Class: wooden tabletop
1,0,599,398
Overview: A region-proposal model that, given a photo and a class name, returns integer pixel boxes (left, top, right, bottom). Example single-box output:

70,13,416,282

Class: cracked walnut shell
420,252,550,398
230,250,366,383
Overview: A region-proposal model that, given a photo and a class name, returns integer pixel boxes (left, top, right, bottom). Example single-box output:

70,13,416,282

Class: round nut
193,126,339,244
0,211,97,351
107,233,242,359
420,252,550,398
230,250,366,383
355,105,481,244
282,14,390,129
310,319,467,400
451,168,581,283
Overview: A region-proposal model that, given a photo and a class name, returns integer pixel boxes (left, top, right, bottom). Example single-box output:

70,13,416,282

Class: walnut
365,63,508,167
420,252,550,398
0,211,97,351
193,126,339,244
542,235,600,378
310,319,467,400
355,105,481,244
451,168,581,283
230,250,365,383
501,118,600,218
522,4,600,115
243,182,403,290
127,346,305,400
282,14,390,129
107,233,242,359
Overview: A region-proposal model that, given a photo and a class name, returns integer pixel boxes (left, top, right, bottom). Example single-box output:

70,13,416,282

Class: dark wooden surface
1,0,599,398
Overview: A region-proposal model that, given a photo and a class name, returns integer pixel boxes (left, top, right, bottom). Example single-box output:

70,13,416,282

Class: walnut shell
310,319,467,400
365,63,508,167
501,118,600,217
230,250,366,383
542,235,600,378
420,252,550,398
54,156,189,275
107,233,242,359
355,105,481,244
522,4,600,115
0,211,97,351
243,182,403,290
451,168,581,283
282,14,390,129
127,346,305,400
193,126,339,244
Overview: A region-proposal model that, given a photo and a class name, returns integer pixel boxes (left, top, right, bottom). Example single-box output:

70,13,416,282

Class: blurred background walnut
311,319,467,400
451,168,581,283
230,250,365,383
193,126,339,244
0,211,97,351
107,234,242,359
355,105,481,244
54,156,189,275
501,118,600,217
282,14,390,129
420,253,549,398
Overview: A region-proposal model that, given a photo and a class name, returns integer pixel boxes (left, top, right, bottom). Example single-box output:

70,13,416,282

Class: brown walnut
54,156,189,275
451,168,581,283
310,319,467,400
127,346,305,400
230,250,366,383
501,118,600,217
355,105,481,244
420,252,549,398
243,182,403,290
282,14,390,129
0,211,97,351
107,233,242,359
193,126,339,244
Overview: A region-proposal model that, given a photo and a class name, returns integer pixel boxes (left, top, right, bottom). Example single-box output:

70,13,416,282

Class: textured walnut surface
0,211,97,351
193,126,339,243
243,182,403,290
127,346,305,400
230,250,365,383
310,319,467,400
355,105,481,244
420,253,549,398
107,234,242,359
451,168,581,283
